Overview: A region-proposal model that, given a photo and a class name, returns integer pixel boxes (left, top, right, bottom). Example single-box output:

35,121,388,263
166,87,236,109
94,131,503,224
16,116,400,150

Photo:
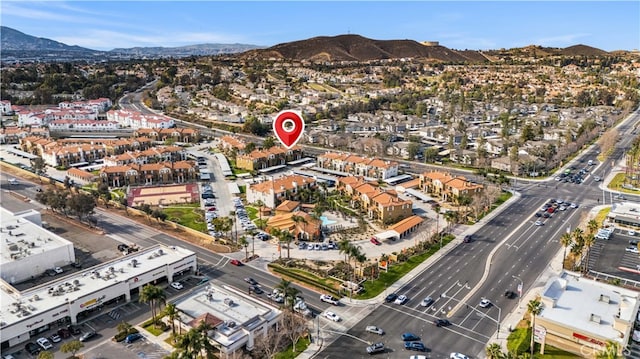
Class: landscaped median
268,263,343,297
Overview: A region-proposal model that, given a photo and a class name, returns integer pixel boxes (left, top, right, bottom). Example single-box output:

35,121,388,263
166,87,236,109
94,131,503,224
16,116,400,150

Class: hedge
113,328,139,342
507,327,531,355
269,264,341,297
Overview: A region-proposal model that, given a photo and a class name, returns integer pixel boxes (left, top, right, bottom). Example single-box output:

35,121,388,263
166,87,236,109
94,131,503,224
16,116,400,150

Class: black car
404,341,426,351
630,240,639,246
249,285,263,294
504,290,517,299
463,235,473,243
68,325,81,335
534,213,542,217
25,342,41,355
71,261,82,268
117,244,130,252
244,277,258,285
434,319,451,327
385,293,398,303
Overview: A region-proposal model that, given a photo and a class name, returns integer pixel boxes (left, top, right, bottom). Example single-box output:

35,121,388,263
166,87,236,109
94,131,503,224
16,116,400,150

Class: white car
36,337,53,350
450,353,469,359
394,294,408,305
633,330,640,343
559,205,567,211
479,298,491,308
629,230,637,236
323,311,341,322
534,220,544,226
53,267,64,274
625,246,639,254
365,325,385,335
320,294,339,305
570,203,579,208
170,282,184,290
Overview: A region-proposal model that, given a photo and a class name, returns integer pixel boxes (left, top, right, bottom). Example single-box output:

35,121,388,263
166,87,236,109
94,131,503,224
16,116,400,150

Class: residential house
48,120,120,132
0,100,12,115
219,136,246,152
107,110,175,129
246,174,316,209
133,128,200,143
42,144,107,167
236,146,303,172
266,210,321,240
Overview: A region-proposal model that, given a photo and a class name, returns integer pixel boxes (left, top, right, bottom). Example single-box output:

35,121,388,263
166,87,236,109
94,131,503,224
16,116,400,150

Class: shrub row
506,327,531,354
269,264,341,297
113,328,139,342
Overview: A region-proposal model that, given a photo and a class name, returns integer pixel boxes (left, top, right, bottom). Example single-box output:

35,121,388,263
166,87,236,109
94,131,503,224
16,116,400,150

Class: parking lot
586,227,640,281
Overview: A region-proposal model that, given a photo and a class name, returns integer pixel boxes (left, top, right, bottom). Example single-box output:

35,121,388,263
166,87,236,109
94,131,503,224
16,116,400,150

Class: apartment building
103,146,186,166
317,152,399,180
266,210,321,240
58,98,112,112
99,161,198,187
0,127,49,144
133,127,200,143
41,144,107,167
246,174,316,209
48,119,120,132
236,146,303,171
106,109,175,129
419,171,484,203
338,176,413,225
218,135,246,152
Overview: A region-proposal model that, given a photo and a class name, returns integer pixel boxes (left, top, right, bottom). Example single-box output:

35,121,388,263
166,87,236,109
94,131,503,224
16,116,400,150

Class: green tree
244,142,257,153
37,351,54,359
407,142,421,159
239,236,249,261
97,182,112,208
31,156,47,177
527,299,543,358
139,284,166,328
560,232,573,270
164,302,180,337
117,321,133,335
486,343,504,359
60,340,84,358
263,136,276,149
583,234,595,274
596,340,620,359
66,192,96,222
276,279,301,311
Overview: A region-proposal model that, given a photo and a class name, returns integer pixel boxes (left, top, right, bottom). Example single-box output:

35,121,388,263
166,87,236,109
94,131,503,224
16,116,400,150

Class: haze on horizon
1,1,638,52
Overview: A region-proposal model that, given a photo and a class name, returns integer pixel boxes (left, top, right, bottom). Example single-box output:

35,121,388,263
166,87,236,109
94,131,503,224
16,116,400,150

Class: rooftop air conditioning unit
157,249,164,255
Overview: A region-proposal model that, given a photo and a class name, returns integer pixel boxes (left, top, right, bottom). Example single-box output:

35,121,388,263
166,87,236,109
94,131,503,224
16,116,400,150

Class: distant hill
1,26,93,52
484,44,609,58
0,26,260,61
240,34,480,62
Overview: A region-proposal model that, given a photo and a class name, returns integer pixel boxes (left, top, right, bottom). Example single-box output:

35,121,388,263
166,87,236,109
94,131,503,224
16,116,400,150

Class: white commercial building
535,271,640,358
172,283,282,357
0,244,196,348
1,208,75,283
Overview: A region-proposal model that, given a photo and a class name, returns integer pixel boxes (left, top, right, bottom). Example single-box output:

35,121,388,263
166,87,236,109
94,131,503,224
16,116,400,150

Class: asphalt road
319,108,640,358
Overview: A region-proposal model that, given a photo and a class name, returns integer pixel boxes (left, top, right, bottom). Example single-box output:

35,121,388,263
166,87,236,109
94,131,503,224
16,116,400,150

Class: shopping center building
0,208,196,350
535,271,640,358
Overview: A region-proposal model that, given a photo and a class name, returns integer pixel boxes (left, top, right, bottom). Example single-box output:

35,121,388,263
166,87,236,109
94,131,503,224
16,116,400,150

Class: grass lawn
245,206,258,220
142,323,165,336
274,336,310,359
594,207,611,225
357,236,454,299
163,206,206,232
111,189,126,199
539,346,581,358
609,173,625,191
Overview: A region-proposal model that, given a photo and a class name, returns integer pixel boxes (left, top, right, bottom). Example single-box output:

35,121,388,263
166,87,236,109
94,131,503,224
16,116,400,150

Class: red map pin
273,110,305,149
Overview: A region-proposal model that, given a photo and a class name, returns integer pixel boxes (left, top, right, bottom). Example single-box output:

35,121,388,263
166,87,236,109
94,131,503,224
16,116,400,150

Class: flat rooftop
0,207,72,266
609,202,640,225
175,284,280,347
540,271,639,342
0,244,195,329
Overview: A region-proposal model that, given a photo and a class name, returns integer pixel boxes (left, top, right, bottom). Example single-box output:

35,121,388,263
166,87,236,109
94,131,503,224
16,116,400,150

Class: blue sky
2,1,638,51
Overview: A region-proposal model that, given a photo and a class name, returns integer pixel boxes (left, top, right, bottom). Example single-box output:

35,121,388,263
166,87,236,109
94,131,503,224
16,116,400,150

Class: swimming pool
320,215,337,226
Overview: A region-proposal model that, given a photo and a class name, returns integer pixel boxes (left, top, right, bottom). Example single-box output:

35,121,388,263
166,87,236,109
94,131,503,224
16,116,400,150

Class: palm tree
164,302,180,338
527,299,543,358
276,279,301,311
587,219,599,236
486,343,505,359
292,215,308,240
139,284,166,328
255,199,265,228
583,234,595,274
277,229,294,259
338,238,352,264
443,210,457,233
560,232,573,269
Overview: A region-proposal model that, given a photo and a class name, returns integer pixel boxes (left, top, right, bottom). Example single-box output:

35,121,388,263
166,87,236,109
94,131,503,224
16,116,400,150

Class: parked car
36,337,53,350
479,299,492,308
450,353,470,359
323,311,341,322
68,326,81,335
404,341,426,352
57,328,71,338
125,333,143,343
420,296,434,307
365,325,385,335
79,330,97,342
366,342,385,355
626,246,639,254
401,332,420,341
370,237,381,245
49,333,62,343
170,282,184,290
25,342,40,355
534,220,544,226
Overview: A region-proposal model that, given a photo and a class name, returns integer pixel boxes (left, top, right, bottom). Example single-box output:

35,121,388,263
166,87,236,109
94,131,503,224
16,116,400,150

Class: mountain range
1,26,612,63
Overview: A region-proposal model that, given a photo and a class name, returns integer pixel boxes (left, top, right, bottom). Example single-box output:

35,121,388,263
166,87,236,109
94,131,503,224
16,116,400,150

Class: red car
547,207,555,214
230,259,242,266
370,237,381,245
207,207,217,211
